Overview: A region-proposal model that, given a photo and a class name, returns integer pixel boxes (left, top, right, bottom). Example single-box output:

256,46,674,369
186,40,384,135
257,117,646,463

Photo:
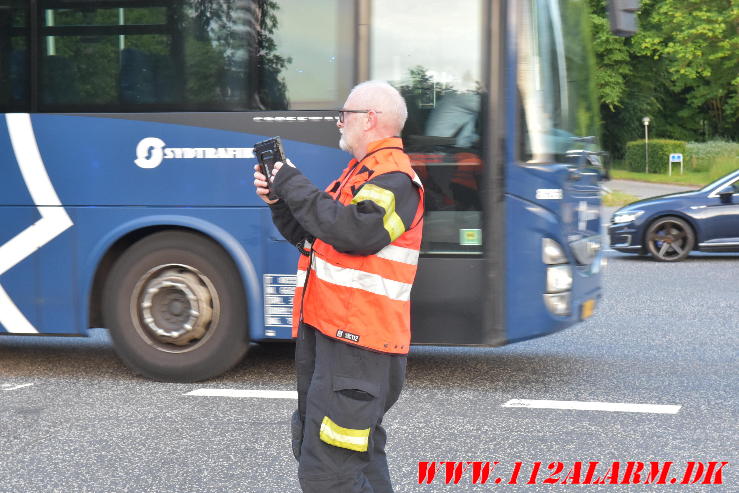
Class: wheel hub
139,269,213,346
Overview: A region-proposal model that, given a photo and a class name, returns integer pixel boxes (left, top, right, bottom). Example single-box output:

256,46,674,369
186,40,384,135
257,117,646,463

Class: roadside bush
625,139,686,174
685,141,739,172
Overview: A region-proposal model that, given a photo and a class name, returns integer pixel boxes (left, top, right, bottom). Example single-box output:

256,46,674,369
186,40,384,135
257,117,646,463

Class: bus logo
134,137,255,169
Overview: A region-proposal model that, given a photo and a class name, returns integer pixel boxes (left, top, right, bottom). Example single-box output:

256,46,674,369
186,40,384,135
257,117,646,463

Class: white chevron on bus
0,113,73,334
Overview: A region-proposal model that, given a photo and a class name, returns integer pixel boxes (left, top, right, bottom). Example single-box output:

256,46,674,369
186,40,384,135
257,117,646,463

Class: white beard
339,133,351,153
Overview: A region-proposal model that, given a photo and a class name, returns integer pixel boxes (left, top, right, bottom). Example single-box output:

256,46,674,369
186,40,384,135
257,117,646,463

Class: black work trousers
292,323,407,493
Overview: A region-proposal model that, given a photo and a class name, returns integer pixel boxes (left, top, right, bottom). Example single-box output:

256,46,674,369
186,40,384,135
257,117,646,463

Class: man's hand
253,164,279,204
253,159,296,205
270,159,295,179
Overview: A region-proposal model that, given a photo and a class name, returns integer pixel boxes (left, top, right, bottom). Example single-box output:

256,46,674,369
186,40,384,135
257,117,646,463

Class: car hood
614,190,703,214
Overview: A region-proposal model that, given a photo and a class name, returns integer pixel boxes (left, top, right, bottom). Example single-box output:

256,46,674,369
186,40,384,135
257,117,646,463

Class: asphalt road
605,179,699,200
1,180,736,492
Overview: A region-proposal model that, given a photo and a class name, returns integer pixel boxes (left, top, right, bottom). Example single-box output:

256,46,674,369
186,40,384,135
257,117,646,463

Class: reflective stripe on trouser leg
320,416,370,452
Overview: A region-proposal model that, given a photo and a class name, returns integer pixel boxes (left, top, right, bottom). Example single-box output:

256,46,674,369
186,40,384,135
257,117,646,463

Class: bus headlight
543,293,571,316
542,238,567,265
542,238,572,316
546,265,573,293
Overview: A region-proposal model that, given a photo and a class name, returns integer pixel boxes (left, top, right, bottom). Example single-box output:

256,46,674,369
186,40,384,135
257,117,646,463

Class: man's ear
364,112,377,131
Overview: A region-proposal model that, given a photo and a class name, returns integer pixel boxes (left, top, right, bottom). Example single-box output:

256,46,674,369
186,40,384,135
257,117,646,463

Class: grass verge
603,191,640,207
610,169,706,186
611,156,738,186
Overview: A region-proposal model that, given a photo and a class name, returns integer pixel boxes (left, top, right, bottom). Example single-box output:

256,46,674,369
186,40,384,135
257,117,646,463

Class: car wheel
103,231,249,381
644,216,695,262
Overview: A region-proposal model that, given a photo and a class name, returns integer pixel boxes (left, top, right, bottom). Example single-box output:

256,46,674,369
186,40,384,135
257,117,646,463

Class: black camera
254,136,287,201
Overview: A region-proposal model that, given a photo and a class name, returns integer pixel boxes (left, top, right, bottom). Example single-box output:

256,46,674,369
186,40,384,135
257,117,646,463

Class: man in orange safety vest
253,80,424,492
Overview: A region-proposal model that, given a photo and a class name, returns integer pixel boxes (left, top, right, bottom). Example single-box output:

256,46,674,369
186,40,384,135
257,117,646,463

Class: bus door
365,0,492,345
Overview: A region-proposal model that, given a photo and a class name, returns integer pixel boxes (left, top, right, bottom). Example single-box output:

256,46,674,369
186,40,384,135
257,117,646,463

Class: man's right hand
253,164,279,205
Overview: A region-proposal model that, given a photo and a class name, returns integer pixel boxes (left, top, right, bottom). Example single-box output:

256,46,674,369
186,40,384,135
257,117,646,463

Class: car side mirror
719,191,734,204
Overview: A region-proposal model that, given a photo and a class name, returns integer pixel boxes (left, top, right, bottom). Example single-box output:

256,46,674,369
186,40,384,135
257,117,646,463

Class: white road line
185,389,298,399
1,383,35,391
502,399,681,414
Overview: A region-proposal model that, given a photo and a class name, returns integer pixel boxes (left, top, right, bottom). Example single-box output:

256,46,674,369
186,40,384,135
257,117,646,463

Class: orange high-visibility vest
292,138,424,354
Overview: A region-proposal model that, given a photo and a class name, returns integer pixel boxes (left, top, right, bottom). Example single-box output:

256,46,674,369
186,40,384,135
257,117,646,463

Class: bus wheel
103,231,248,382
644,216,694,262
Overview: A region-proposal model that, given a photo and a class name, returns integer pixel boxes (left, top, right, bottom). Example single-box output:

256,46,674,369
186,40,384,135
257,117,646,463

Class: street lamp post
642,116,651,174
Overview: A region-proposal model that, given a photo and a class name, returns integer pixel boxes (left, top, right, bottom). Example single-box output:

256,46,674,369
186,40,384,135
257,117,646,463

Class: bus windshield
518,0,600,163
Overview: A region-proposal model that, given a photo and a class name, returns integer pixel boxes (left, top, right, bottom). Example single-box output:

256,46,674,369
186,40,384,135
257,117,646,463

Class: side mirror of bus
584,152,609,182
596,152,611,181
601,165,611,182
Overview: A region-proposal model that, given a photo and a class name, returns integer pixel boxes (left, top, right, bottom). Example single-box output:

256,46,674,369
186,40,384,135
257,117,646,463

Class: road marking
502,399,681,414
1,383,35,391
185,389,298,399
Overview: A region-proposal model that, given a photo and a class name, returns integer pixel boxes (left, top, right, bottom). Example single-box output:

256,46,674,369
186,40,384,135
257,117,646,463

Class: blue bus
0,0,629,381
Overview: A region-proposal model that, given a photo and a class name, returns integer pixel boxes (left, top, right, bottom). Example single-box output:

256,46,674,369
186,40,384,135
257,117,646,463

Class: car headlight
612,210,644,224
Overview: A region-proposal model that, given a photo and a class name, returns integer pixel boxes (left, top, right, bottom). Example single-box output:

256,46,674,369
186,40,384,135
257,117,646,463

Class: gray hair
348,80,408,134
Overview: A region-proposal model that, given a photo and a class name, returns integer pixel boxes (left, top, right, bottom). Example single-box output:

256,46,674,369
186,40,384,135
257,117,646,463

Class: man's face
338,96,363,154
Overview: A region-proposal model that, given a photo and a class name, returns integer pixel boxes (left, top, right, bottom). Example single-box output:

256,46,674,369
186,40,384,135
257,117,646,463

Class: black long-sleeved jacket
269,162,420,256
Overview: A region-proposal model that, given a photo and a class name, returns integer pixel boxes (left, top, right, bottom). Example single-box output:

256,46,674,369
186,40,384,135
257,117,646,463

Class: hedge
625,139,687,174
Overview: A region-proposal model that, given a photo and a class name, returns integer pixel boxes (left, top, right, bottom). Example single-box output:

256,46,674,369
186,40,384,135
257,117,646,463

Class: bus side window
119,48,157,104
119,48,176,105
42,55,79,105
0,2,29,112
33,1,354,112
38,2,261,111
260,0,355,110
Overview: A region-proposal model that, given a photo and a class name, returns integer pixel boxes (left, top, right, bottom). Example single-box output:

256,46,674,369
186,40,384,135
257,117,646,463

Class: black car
609,169,739,261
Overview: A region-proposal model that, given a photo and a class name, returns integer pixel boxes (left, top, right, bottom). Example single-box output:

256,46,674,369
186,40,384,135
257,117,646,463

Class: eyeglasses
337,109,382,123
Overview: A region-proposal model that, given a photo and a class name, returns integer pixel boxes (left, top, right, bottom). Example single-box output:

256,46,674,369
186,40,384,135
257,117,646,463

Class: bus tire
103,230,249,382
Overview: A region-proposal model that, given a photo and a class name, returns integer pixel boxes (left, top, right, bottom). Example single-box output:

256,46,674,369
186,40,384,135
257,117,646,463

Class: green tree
636,0,739,137
588,2,633,111
589,0,662,156
589,0,738,157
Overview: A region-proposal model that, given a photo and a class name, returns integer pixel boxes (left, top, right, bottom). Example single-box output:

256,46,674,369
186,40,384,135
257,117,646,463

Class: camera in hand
254,136,286,201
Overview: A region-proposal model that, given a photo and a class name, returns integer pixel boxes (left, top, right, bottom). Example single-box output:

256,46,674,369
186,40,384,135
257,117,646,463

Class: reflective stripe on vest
375,243,420,265
296,268,307,288
312,255,413,302
350,184,406,241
